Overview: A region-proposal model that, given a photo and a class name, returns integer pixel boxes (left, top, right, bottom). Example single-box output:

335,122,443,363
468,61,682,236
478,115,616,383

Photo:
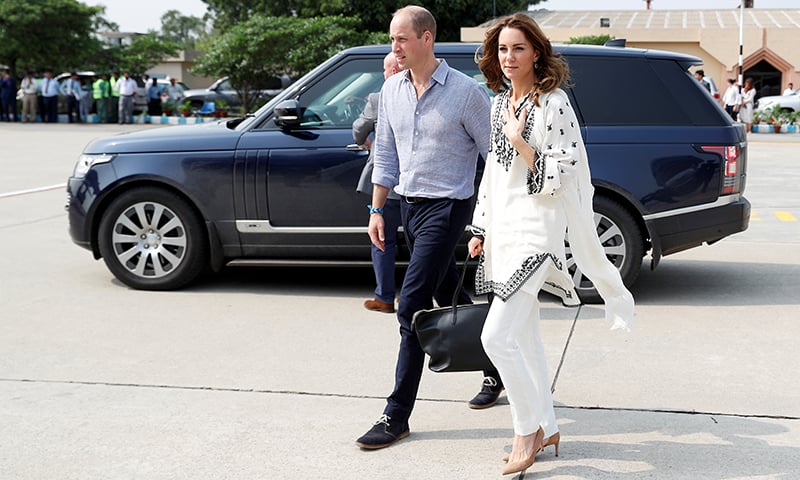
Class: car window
297,58,385,128
567,56,721,126
219,79,231,90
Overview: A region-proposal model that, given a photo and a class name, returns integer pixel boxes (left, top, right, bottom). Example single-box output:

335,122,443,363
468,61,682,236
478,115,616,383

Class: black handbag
412,254,494,373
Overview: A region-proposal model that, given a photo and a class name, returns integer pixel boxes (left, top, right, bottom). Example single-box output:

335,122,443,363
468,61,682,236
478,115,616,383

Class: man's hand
368,213,386,252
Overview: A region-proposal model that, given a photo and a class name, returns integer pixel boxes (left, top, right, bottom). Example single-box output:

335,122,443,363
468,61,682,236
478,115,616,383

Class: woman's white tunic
470,88,634,330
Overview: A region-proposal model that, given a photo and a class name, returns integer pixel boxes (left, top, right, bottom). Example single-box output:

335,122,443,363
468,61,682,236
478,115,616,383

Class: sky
83,0,209,33
84,0,799,33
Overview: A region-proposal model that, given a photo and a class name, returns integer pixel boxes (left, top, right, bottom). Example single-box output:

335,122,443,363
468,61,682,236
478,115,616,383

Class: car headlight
73,153,115,178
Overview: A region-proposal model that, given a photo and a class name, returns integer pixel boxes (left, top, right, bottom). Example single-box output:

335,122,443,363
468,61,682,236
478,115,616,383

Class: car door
234,56,385,259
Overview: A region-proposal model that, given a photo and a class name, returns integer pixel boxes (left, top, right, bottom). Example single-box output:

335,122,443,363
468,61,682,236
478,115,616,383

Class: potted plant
178,100,193,117
213,99,228,118
787,111,800,134
162,100,175,116
766,105,786,133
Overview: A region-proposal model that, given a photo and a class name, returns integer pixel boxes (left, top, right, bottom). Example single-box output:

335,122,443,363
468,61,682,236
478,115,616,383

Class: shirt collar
402,58,450,88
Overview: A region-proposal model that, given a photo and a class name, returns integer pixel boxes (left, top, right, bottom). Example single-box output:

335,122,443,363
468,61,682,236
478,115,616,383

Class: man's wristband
367,204,384,215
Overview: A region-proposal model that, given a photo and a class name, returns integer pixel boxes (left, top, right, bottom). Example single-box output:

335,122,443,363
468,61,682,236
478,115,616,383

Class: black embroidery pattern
475,252,564,301
526,151,546,194
468,224,486,237
489,90,534,172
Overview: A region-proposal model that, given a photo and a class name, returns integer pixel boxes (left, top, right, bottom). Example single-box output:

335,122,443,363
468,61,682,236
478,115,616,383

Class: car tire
98,187,208,290
565,196,644,304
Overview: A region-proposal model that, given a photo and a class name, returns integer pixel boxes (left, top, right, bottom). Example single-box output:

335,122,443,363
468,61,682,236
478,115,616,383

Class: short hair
478,13,569,105
696,69,705,76
393,5,436,41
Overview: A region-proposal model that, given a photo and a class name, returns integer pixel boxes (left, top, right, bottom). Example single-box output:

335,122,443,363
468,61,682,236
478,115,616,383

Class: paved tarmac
1,123,799,479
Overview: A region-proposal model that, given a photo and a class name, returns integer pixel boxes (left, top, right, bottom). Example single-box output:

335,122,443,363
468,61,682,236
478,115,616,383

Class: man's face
390,14,430,71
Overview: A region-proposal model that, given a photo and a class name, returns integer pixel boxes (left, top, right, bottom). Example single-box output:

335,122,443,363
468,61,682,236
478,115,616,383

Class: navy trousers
384,197,476,423
371,198,402,304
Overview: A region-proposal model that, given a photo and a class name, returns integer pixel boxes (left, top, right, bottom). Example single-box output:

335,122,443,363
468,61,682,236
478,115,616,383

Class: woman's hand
502,105,528,144
503,105,536,170
468,236,484,258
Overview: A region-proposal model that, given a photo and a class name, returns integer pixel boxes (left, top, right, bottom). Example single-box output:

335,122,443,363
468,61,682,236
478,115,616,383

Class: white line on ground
0,183,66,199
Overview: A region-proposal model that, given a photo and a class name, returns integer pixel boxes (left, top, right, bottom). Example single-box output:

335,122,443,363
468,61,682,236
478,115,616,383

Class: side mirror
274,99,302,129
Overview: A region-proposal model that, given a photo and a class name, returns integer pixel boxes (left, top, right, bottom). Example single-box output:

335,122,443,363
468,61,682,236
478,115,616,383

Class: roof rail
604,38,627,47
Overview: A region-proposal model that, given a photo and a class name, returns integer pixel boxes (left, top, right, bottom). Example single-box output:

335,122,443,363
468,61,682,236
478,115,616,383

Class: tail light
701,145,742,195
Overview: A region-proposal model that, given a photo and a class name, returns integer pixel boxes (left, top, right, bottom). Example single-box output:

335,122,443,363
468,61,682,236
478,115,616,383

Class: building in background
462,7,800,100
98,32,213,89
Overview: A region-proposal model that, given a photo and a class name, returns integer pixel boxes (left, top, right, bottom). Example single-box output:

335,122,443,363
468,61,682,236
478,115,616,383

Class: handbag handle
448,252,475,324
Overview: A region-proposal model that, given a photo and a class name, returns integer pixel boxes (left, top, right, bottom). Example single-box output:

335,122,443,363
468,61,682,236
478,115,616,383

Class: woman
471,13,634,475
721,78,741,121
739,78,756,133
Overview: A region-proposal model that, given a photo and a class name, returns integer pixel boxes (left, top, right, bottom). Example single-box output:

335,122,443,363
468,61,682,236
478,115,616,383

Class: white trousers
481,267,558,437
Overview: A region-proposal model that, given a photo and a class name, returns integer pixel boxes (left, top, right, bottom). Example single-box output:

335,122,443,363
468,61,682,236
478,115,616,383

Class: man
39,70,60,123
783,83,795,96
355,6,501,450
116,71,137,124
694,69,711,92
0,70,17,122
108,71,121,123
93,74,110,123
20,71,38,122
354,53,403,314
165,77,184,105
60,72,83,123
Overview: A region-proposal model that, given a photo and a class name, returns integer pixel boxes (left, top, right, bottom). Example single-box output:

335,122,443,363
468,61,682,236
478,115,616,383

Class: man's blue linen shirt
372,59,491,200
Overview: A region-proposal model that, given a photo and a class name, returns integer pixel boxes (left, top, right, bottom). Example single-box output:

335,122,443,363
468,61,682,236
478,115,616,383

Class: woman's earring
534,61,540,70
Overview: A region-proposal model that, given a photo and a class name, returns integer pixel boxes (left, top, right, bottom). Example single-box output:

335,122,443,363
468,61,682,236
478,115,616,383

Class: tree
202,0,538,41
119,35,180,75
566,35,615,45
193,14,382,113
158,10,208,50
0,0,105,77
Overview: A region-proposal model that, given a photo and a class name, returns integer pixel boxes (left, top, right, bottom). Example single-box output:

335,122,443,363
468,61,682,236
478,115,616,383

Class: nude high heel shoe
501,427,544,476
502,431,560,461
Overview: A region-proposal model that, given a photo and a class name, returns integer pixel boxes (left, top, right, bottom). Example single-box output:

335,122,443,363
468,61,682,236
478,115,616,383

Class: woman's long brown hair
478,13,569,106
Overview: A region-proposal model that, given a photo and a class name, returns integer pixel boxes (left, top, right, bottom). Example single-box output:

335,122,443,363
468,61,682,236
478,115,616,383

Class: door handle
346,143,369,153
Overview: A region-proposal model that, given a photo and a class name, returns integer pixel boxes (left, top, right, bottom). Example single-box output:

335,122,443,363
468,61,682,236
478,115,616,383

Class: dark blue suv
66,43,749,302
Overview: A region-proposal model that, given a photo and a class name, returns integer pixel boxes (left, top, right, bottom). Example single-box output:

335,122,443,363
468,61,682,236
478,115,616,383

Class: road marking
0,183,65,199
775,211,797,222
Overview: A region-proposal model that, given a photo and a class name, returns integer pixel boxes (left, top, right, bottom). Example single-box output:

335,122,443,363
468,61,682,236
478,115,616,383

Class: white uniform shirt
117,77,138,96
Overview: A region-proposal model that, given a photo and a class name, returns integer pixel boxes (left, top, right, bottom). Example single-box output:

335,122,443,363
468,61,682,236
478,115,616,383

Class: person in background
79,78,92,123
0,70,18,122
93,74,110,124
740,77,756,133
354,53,402,314
20,71,38,122
60,72,83,123
116,71,137,124
694,69,711,92
39,69,60,123
165,77,184,105
472,13,633,475
721,78,741,121
147,77,163,117
108,70,120,123
783,83,795,96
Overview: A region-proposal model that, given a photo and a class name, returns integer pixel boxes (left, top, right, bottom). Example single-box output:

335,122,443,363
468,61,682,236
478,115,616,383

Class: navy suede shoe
468,376,504,409
355,415,409,450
